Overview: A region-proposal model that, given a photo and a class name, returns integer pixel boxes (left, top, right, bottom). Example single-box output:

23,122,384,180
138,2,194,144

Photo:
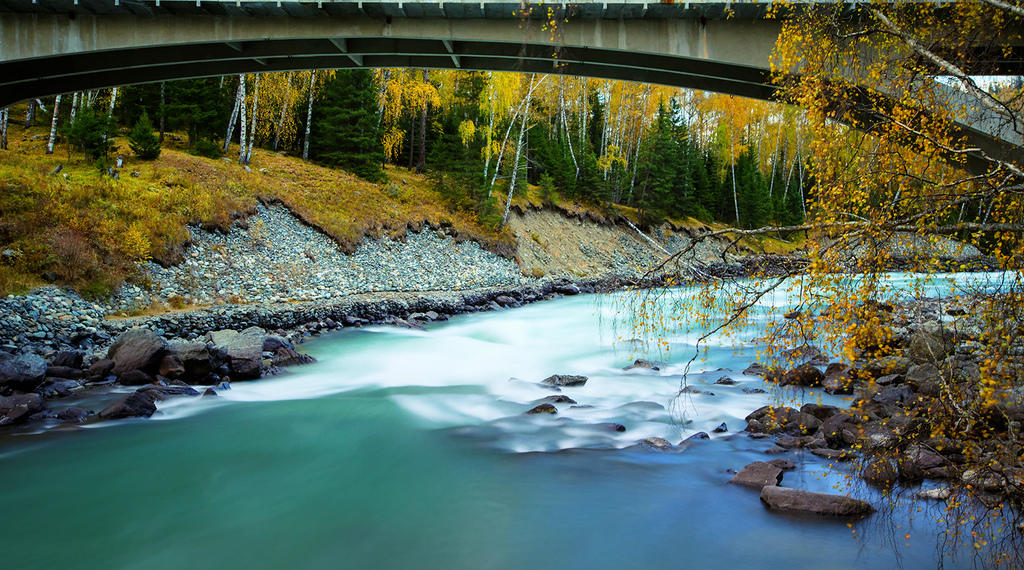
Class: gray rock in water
158,354,185,379
56,406,91,423
217,328,266,380
107,328,167,376
534,395,577,405
271,347,316,367
0,393,45,425
136,384,200,400
262,335,292,352
525,403,557,415
0,353,47,392
540,374,588,387
712,422,728,433
760,485,874,517
623,359,665,371
730,461,784,489
636,437,675,451
167,341,212,381
99,391,157,419
714,376,737,385
768,458,797,471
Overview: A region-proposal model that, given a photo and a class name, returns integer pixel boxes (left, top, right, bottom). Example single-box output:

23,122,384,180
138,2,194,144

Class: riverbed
0,274,1007,569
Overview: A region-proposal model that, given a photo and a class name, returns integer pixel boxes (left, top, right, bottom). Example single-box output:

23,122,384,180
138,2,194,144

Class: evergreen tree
164,78,228,148
309,70,386,183
63,107,113,165
128,111,161,160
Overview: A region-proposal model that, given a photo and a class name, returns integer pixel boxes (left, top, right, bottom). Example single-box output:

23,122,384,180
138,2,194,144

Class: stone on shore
107,328,167,376
0,353,47,393
760,486,874,517
729,461,784,489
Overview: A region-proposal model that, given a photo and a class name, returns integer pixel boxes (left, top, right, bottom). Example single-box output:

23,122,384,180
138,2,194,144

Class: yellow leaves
457,120,476,147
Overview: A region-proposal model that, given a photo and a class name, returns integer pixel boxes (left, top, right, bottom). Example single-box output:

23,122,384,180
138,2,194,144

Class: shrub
191,140,222,160
128,111,161,160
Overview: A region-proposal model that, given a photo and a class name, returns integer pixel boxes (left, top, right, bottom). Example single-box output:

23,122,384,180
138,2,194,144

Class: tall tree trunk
224,76,243,152
87,91,97,108
238,75,248,163
46,94,61,154
498,74,535,231
767,113,783,198
69,92,79,125
273,73,292,151
0,108,8,150
558,77,579,178
416,69,429,173
107,86,117,119
302,70,315,161
407,111,416,170
730,119,740,225
103,87,118,143
158,82,166,142
483,76,496,182
24,100,35,128
487,75,547,197
245,73,261,164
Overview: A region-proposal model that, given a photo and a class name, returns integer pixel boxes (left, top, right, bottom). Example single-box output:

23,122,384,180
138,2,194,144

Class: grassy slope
0,120,511,297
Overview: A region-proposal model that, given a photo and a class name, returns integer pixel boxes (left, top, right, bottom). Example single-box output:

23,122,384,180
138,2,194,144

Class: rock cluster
110,203,527,310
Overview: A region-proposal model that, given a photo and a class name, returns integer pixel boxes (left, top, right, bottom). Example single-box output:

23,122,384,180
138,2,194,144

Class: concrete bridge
0,0,1021,170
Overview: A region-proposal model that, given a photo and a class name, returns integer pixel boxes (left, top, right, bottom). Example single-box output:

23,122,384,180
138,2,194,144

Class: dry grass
0,119,509,297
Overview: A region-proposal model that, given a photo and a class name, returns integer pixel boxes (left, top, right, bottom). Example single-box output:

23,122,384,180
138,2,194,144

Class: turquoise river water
0,273,1011,569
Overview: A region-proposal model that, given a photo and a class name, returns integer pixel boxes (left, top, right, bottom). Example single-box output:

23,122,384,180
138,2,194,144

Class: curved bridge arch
0,0,1020,172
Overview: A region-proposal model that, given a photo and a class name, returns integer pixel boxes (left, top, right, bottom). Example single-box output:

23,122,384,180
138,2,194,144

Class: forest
3,69,812,233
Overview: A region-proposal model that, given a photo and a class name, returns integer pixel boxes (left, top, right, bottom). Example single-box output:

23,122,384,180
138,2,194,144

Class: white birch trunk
102,87,117,143
224,76,243,152
245,73,261,164
1,108,8,150
497,74,535,231
302,70,315,161
273,73,292,151
24,100,35,128
767,113,783,198
46,94,61,154
238,75,248,163
483,77,496,182
730,119,739,225
69,92,79,125
487,76,548,197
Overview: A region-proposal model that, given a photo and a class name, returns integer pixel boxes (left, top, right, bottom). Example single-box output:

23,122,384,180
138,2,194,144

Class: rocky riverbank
732,293,1024,517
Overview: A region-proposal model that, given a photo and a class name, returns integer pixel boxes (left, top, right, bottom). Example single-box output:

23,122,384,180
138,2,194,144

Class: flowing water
0,273,1010,569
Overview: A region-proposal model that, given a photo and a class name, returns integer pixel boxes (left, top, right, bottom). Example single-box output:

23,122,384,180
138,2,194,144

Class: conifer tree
309,69,386,183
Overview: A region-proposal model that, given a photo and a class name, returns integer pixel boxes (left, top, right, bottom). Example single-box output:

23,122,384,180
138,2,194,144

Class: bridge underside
0,4,1019,173
0,36,777,107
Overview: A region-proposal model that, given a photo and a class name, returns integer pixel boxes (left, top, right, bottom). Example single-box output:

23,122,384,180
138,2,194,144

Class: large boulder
760,486,874,517
779,363,825,387
51,350,85,369
730,461,784,489
540,374,588,387
271,347,316,367
107,328,168,376
167,341,212,381
99,391,157,419
823,365,858,395
209,327,266,380
0,393,45,425
0,353,47,393
907,322,953,363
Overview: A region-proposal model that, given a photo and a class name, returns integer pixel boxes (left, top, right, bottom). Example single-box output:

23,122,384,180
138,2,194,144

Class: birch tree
302,70,315,160
497,74,536,231
0,108,8,150
224,75,243,152
46,94,61,154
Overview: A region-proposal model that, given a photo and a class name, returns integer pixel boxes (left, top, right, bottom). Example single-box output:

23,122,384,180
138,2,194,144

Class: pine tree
309,69,386,183
128,110,161,160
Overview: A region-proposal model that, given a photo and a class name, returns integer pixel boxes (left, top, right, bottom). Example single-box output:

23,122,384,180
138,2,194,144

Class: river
0,273,1008,569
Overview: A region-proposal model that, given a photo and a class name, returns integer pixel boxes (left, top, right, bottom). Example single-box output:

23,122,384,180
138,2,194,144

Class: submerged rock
534,395,577,405
540,374,588,387
525,403,557,415
0,393,45,425
623,359,665,371
99,391,157,419
730,461,784,489
760,486,874,517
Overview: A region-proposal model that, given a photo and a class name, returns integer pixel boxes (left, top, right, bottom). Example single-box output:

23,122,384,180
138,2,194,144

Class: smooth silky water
0,273,1008,569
